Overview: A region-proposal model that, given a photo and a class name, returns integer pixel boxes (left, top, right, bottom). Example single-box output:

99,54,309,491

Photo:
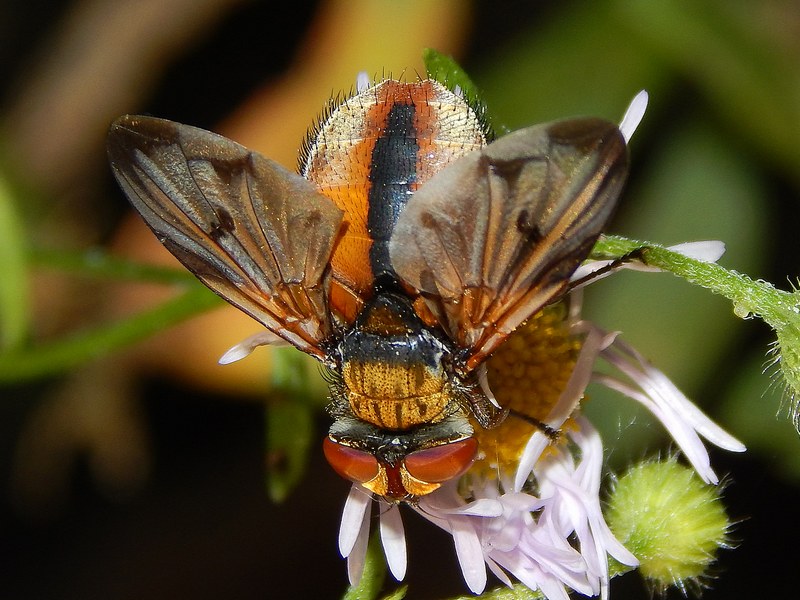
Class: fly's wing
389,117,628,373
107,115,344,361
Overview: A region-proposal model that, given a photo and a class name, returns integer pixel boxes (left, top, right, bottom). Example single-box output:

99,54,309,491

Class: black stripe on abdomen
367,103,418,290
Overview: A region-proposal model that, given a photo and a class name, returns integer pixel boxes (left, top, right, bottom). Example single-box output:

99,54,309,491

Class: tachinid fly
107,78,628,502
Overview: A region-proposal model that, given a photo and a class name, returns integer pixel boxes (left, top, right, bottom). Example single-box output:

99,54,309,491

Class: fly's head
323,407,477,502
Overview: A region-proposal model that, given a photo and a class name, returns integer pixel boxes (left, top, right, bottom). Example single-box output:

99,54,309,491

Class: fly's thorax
298,79,488,323
336,292,459,431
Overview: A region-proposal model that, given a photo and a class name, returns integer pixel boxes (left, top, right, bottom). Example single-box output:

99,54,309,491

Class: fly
106,78,628,502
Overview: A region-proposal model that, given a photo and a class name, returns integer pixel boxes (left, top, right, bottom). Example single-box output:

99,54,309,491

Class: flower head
337,285,743,597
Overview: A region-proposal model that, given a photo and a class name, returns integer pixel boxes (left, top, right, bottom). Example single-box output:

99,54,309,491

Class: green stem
594,235,795,331
29,246,197,284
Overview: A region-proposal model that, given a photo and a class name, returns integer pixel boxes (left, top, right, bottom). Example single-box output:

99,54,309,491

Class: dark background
1,1,798,598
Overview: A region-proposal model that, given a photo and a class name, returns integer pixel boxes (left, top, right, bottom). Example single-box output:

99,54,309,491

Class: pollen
471,302,582,479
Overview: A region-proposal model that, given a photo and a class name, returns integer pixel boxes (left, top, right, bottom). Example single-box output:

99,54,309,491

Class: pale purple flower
411,418,640,599
336,291,745,598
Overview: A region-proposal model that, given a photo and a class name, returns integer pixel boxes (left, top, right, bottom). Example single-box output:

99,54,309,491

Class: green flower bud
606,458,732,593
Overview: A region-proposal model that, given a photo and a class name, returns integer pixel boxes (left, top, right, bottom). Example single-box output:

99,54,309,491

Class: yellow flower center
470,302,583,480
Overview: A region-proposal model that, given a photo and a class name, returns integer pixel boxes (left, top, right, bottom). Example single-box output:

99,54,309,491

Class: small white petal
451,518,487,593
623,240,728,274
544,326,606,429
340,485,373,585
448,498,505,518
597,336,746,483
570,259,617,287
668,240,726,263
485,555,514,587
619,90,648,143
218,330,287,364
346,506,372,586
514,432,550,492
339,484,371,557
571,240,726,286
611,337,745,452
536,576,572,600
380,505,407,581
356,71,370,92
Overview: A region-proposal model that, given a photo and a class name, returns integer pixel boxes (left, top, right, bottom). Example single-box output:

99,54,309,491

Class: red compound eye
404,438,478,484
323,437,379,484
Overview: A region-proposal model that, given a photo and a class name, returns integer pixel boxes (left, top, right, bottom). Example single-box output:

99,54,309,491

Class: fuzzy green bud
605,458,731,592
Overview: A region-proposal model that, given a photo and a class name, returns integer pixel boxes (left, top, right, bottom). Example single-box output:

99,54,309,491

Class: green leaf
0,284,221,383
265,348,328,502
29,246,198,284
423,48,481,101
423,48,492,132
0,170,30,350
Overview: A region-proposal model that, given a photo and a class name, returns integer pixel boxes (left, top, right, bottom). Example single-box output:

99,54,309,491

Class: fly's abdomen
342,359,453,430
337,292,458,431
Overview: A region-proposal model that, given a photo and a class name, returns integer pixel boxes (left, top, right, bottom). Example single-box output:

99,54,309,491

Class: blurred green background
1,1,798,598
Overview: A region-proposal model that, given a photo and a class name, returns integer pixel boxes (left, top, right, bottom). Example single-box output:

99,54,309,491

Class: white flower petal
339,484,371,557
572,240,726,287
477,364,502,408
668,240,726,263
619,90,648,143
379,505,407,581
346,506,372,586
356,71,370,92
536,575,573,600
596,366,720,483
570,259,617,287
340,485,372,585
544,326,606,429
608,336,746,450
514,325,609,491
595,333,745,483
451,517,488,593
485,555,514,588
629,351,745,451
448,498,505,518
218,330,287,364
514,432,550,492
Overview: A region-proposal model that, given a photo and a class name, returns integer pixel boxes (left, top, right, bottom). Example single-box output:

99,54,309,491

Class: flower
413,417,639,599
337,251,745,598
